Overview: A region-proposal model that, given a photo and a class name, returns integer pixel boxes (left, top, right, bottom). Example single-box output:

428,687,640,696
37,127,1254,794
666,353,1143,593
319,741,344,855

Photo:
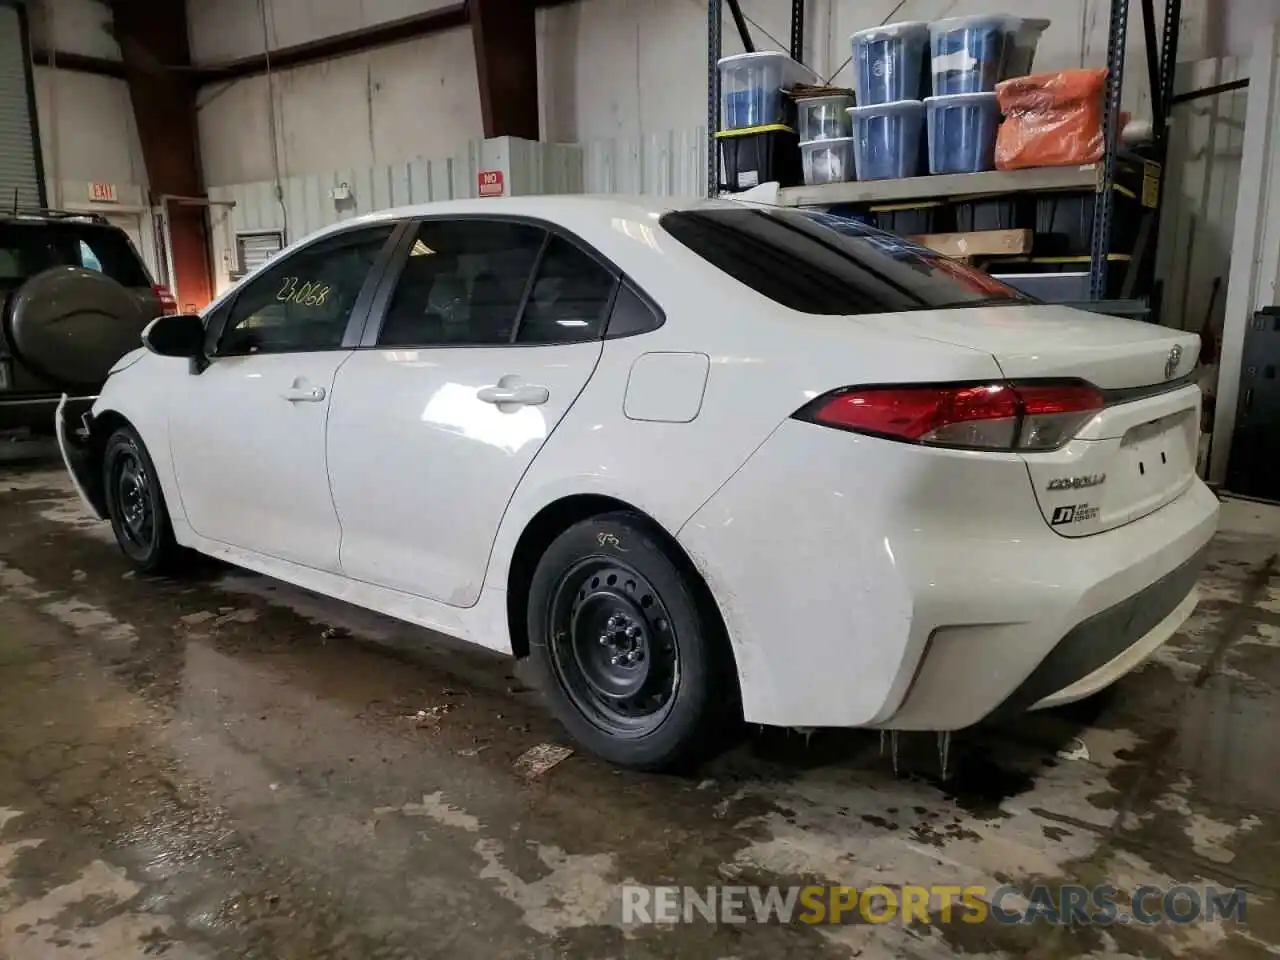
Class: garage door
0,3,42,210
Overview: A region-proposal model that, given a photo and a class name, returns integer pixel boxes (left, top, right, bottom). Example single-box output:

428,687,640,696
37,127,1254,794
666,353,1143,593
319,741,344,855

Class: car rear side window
658,208,1028,315
74,227,151,287
378,220,547,347
0,222,151,288
516,236,617,344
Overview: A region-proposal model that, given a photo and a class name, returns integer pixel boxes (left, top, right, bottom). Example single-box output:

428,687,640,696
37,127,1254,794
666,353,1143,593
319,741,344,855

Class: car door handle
281,386,326,403
477,384,549,406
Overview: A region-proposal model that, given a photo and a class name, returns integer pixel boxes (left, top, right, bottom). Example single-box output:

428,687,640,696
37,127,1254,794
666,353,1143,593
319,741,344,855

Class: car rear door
326,216,617,606
168,222,401,571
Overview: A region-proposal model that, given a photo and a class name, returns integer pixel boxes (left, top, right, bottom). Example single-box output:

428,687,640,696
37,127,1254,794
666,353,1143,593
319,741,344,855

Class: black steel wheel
103,426,183,573
548,558,681,736
527,511,739,770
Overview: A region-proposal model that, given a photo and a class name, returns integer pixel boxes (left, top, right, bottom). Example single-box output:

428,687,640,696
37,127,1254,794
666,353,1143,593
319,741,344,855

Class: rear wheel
527,511,738,770
103,426,183,574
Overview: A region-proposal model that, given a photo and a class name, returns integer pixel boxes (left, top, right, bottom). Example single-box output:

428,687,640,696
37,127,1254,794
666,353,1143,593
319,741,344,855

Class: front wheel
102,426,183,574
527,511,738,771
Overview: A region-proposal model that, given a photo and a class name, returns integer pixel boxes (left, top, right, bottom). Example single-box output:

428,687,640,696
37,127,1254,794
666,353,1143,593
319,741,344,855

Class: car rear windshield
658,208,1029,315
0,221,151,288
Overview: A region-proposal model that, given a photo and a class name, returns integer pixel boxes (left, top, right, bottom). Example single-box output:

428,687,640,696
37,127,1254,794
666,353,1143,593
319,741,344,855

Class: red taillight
153,284,178,314
798,381,1104,451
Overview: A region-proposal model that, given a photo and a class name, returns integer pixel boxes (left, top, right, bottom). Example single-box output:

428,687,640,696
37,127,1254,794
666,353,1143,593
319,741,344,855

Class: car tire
527,511,739,771
102,426,184,574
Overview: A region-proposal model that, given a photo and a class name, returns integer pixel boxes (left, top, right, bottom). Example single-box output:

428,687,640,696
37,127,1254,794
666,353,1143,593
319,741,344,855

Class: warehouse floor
1,450,1279,959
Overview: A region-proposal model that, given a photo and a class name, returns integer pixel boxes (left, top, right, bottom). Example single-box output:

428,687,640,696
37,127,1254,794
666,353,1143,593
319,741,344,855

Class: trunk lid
855,304,1202,536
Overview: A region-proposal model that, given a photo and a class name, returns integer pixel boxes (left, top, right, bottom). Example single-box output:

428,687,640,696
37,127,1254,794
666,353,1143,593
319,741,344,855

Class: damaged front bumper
56,394,106,520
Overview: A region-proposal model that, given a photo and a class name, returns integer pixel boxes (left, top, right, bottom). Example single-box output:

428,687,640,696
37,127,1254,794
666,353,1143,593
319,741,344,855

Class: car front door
169,223,400,571
326,217,618,605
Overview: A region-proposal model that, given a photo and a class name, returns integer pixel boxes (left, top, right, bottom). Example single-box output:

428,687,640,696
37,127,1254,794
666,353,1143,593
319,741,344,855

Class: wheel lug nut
610,655,623,665
599,633,611,645
626,625,640,639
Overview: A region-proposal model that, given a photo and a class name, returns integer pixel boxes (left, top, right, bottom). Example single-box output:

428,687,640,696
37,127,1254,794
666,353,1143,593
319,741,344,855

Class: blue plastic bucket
848,100,925,181
850,21,930,106
929,15,1014,95
925,92,1001,174
718,51,817,131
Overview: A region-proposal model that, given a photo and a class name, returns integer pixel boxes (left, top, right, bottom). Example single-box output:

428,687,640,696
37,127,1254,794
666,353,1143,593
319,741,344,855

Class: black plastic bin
716,125,802,192
871,200,951,237
1033,157,1160,258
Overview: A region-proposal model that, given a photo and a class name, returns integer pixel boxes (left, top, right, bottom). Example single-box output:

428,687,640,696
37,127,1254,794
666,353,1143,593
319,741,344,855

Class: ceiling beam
470,0,539,140
30,48,128,80
193,5,469,83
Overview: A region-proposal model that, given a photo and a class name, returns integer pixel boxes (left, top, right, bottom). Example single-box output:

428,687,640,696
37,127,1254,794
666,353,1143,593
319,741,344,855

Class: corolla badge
1047,474,1106,491
1165,344,1183,380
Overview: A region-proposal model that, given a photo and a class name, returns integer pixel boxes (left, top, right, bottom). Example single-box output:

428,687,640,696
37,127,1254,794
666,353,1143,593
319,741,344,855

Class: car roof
297,194,752,245
0,210,116,229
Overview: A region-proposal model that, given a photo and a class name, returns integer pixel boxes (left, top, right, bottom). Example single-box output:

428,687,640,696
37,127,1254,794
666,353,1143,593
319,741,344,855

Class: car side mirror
142,313,205,359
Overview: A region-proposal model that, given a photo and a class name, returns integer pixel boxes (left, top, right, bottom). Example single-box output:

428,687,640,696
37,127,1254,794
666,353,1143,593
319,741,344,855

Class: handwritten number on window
275,276,331,307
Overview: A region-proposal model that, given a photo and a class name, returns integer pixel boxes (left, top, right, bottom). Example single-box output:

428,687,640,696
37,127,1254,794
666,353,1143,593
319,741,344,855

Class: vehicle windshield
0,221,151,288
658,207,1030,316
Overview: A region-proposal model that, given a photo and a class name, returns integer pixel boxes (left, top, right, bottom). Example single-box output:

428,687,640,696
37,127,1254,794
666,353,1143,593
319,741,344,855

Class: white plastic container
797,94,855,141
718,51,818,131
1006,17,1051,77
800,137,856,185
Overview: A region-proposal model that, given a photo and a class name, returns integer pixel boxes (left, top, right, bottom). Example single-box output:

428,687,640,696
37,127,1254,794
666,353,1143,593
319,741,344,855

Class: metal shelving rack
705,0,1185,311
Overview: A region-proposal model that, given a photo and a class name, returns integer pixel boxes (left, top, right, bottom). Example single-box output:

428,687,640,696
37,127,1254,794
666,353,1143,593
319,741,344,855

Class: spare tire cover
7,267,150,388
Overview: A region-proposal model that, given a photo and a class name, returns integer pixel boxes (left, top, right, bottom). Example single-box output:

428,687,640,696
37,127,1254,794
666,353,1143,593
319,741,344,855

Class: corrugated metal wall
0,4,42,209
205,131,705,295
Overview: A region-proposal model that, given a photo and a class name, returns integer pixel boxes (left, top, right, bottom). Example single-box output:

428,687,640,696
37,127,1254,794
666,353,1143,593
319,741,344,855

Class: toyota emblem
1165,344,1183,380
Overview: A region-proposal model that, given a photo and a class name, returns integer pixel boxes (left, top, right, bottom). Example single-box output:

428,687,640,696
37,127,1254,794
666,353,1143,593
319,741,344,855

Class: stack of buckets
843,16,1049,182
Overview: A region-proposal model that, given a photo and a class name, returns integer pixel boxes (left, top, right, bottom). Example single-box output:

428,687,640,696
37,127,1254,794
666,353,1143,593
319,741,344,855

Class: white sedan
58,196,1218,770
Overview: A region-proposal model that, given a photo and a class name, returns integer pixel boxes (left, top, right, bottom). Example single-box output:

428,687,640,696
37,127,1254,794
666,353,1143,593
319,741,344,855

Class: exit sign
89,182,118,203
477,170,504,198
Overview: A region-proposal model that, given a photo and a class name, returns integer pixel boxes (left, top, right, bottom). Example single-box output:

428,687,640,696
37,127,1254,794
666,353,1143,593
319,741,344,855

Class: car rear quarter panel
483,213,1009,605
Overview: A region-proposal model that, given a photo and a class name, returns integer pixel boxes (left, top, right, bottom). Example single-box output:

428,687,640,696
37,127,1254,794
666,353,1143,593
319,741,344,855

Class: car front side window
218,224,395,356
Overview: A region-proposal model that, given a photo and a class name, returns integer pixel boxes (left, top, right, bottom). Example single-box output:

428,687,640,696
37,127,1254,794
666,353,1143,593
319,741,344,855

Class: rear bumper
678,418,1219,730
56,396,106,520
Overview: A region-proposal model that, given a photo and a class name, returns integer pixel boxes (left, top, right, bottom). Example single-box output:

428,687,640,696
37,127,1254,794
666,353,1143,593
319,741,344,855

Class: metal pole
1141,0,1163,130
707,0,722,197
1089,0,1129,301
726,0,754,53
790,0,805,62
1157,0,1183,150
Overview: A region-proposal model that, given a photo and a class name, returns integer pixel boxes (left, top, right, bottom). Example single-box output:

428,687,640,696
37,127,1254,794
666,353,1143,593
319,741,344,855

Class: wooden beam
193,6,468,83
110,0,215,311
30,49,128,80
909,229,1034,259
469,0,539,140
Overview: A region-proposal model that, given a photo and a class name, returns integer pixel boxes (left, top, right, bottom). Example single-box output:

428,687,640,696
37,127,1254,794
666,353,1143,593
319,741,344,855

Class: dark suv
0,210,172,434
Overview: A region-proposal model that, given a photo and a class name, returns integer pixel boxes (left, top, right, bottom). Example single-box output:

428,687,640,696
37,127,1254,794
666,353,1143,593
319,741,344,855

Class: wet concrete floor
2,447,1280,958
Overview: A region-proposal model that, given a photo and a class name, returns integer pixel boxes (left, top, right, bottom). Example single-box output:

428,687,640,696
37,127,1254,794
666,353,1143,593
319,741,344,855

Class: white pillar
1211,22,1280,484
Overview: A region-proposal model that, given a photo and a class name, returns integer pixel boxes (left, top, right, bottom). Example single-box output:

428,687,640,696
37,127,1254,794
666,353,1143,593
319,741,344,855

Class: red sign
477,170,505,198
89,182,118,203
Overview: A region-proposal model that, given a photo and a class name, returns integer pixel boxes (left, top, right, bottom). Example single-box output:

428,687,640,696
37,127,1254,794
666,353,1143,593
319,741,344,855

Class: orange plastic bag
995,68,1108,170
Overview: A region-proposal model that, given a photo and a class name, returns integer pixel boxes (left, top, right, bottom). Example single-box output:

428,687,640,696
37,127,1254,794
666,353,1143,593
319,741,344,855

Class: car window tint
605,283,663,338
515,236,616,344
378,220,546,347
74,227,151,287
659,208,1028,315
219,225,395,356
0,223,151,288
0,224,62,281
78,240,103,273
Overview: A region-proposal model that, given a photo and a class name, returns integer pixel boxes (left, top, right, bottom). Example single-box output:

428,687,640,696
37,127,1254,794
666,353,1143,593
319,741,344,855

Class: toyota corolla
58,196,1218,770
